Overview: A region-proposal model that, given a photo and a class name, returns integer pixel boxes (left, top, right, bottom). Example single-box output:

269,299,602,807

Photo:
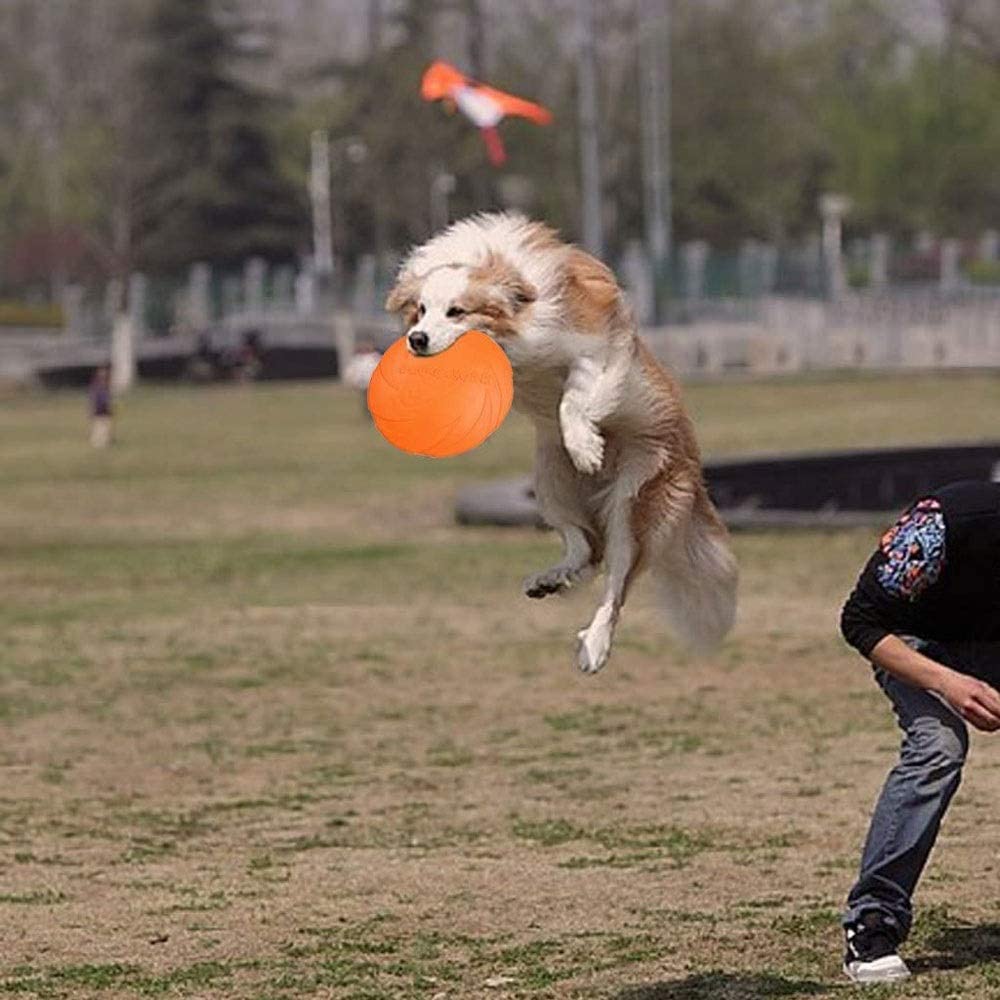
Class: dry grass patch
1,375,1000,997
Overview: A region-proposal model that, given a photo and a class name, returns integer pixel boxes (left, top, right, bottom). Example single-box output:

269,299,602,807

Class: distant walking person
839,480,1000,983
89,365,114,448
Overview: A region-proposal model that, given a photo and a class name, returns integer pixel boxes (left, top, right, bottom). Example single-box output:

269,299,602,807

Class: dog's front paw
524,563,591,599
562,421,604,475
575,623,613,674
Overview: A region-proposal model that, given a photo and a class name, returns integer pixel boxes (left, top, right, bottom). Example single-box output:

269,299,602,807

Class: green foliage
847,261,871,289
817,9,1000,235
965,259,1000,285
670,1,825,244
134,0,306,272
0,301,63,328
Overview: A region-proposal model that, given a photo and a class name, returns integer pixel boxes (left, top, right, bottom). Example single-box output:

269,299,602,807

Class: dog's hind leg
524,430,603,599
524,523,596,598
576,494,642,674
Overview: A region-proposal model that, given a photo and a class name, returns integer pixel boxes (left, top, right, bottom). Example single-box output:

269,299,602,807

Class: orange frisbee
367,331,514,458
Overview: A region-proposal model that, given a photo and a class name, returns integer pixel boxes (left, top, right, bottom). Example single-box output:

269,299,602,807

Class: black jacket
840,481,1000,659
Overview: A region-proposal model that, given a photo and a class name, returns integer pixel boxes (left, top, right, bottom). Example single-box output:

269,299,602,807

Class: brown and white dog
386,212,737,673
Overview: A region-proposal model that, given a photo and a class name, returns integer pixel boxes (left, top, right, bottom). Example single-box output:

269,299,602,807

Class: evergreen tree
135,0,305,273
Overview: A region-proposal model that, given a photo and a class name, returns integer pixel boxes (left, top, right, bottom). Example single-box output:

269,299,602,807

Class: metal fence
35,231,1000,346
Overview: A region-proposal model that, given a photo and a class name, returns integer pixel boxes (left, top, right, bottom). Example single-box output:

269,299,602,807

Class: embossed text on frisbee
395,363,492,386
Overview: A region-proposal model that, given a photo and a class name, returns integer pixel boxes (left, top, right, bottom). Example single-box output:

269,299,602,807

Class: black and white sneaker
844,911,910,983
844,912,910,984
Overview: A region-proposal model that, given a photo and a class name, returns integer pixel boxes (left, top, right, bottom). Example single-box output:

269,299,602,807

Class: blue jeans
843,639,972,942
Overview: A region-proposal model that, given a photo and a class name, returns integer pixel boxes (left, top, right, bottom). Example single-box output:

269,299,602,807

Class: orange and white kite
420,60,553,166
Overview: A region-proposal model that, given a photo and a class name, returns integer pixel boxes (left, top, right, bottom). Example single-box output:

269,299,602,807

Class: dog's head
385,253,537,357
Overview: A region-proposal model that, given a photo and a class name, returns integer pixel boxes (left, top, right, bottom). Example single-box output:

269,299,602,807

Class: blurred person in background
839,480,1000,984
343,340,382,419
235,329,264,383
187,330,218,382
88,365,114,448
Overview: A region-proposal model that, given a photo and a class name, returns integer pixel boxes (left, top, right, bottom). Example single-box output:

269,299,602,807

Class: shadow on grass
911,922,1000,973
613,971,832,999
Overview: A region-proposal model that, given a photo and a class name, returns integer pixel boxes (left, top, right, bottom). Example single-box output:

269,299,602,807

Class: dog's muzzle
407,330,429,353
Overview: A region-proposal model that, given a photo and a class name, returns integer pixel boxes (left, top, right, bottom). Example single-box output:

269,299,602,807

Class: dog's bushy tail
649,507,738,654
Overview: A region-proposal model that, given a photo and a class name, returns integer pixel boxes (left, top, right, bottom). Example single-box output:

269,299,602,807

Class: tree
938,0,1000,71
0,0,103,298
667,0,826,246
134,0,306,273
817,1,1000,235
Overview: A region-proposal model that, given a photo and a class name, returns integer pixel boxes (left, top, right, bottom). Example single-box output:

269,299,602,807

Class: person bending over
839,480,1000,983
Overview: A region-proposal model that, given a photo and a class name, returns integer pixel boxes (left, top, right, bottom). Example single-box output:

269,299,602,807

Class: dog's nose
408,330,429,351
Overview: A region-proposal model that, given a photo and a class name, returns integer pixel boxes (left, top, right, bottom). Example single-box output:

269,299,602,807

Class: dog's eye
446,307,465,319
417,304,426,319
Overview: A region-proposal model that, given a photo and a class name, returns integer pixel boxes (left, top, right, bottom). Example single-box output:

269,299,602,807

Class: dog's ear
385,273,419,315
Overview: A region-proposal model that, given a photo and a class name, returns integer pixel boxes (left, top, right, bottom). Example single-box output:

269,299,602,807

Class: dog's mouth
406,329,483,357
406,342,449,358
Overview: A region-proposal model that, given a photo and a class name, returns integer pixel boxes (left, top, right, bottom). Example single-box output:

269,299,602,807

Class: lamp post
430,170,457,233
310,131,368,308
310,129,334,284
576,0,603,257
819,193,851,299
638,0,671,321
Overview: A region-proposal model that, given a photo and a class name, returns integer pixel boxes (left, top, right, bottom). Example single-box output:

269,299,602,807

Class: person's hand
937,669,1000,731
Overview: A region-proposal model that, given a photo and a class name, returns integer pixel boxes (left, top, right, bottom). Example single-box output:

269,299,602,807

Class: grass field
2,372,1000,1000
